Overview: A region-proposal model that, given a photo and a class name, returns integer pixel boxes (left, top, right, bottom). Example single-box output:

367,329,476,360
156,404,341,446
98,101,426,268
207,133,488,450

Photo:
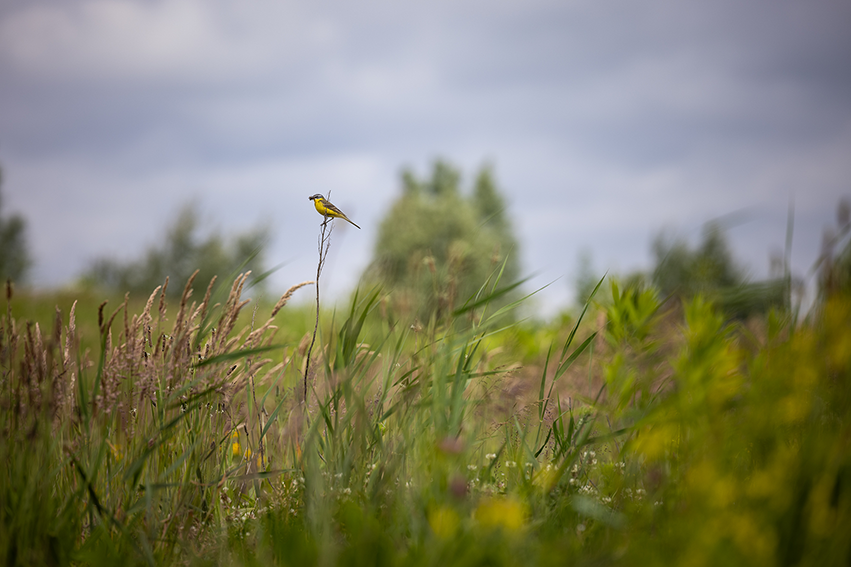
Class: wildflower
467,464,478,471
485,453,497,461
231,431,241,458
505,461,517,468
429,506,460,539
475,497,527,532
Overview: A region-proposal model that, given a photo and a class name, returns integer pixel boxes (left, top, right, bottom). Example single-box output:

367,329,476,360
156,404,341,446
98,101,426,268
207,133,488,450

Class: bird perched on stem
308,194,361,229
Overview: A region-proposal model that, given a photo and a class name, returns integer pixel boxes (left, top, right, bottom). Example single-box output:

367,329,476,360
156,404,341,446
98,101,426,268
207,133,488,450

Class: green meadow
2,267,850,566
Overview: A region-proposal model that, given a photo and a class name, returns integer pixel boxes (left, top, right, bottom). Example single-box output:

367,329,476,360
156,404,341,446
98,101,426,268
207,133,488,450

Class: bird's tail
343,216,361,229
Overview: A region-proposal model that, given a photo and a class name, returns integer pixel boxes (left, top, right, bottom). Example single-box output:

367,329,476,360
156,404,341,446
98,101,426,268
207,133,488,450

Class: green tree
652,223,742,298
81,202,269,297
651,222,785,317
0,167,31,284
363,160,520,321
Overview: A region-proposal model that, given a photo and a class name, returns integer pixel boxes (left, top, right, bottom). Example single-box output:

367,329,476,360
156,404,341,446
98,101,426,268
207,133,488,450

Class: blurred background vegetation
361,159,521,322
2,159,849,323
0,167,31,284
78,201,270,299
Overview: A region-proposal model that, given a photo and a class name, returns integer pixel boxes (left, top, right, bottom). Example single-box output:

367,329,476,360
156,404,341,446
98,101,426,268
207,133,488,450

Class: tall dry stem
304,213,334,404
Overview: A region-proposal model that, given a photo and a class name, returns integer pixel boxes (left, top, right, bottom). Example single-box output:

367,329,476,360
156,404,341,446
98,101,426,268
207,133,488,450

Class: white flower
505,461,517,468
485,453,497,461
467,464,478,471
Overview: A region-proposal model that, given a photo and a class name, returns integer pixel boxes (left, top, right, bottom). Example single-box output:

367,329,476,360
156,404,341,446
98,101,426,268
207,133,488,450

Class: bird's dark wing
321,198,346,216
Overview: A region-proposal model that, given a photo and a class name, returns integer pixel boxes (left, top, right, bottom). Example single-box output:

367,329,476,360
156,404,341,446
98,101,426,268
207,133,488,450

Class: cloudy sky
1,0,849,313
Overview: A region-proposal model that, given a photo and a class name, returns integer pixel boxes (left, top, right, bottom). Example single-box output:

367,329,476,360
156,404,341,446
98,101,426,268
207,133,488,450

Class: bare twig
303,213,334,405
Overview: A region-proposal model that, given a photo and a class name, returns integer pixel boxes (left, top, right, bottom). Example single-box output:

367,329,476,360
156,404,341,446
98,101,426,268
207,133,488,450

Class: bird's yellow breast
313,198,330,216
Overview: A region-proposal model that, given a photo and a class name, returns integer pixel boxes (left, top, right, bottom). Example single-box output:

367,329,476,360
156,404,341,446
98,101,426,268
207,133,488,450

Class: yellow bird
308,194,361,229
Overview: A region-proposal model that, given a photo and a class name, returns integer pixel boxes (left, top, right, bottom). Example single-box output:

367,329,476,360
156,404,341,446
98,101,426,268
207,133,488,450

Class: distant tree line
0,166,31,284
4,157,849,321
80,203,269,298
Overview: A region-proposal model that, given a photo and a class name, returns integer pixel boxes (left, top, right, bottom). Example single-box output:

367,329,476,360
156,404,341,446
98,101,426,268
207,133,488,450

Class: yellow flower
428,505,460,539
475,496,527,532
231,430,241,458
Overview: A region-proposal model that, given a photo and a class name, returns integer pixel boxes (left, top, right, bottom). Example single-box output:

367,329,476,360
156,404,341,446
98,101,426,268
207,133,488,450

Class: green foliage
652,222,742,297
625,294,851,566
81,202,269,297
651,222,786,318
0,167,32,283
2,267,850,566
363,160,520,321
